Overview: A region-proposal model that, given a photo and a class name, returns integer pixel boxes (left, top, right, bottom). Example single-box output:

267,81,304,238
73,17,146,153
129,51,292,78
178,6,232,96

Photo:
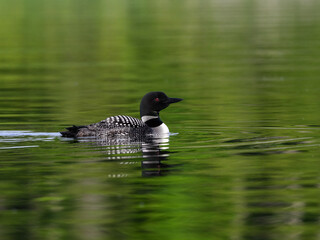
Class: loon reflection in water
76,135,178,177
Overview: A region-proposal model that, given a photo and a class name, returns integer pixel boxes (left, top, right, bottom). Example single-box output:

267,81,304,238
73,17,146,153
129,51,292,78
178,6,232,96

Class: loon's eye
155,98,160,102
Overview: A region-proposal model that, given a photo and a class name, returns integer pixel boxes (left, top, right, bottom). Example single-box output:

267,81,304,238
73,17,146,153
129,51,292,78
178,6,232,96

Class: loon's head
140,92,183,119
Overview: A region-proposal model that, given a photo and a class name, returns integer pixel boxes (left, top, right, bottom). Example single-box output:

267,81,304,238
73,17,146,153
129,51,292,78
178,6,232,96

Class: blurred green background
1,0,320,130
1,1,320,240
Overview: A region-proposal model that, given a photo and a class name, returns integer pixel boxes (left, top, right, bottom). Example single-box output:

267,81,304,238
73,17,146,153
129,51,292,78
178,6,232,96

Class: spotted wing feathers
61,115,147,138
103,115,144,128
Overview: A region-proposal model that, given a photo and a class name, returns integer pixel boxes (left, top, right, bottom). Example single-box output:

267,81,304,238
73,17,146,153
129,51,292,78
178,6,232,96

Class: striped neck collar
141,115,163,128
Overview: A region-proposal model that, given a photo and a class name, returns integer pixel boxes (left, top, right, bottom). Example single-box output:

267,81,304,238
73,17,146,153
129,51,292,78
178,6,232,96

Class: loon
60,91,183,138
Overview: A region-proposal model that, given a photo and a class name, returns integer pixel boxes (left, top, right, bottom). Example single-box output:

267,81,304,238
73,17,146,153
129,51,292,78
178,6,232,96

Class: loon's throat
141,115,163,128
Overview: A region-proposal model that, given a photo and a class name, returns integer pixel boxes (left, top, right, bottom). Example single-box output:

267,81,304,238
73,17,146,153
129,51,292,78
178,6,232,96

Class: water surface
1,1,320,240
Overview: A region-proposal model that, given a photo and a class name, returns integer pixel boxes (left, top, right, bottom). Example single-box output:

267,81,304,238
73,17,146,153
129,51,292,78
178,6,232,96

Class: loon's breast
150,123,169,136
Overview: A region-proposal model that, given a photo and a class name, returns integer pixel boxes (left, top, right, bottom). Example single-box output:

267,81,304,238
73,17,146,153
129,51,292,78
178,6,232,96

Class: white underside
151,123,169,136
141,115,170,136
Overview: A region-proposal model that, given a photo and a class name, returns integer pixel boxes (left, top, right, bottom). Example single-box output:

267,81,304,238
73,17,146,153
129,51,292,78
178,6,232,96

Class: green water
1,1,320,239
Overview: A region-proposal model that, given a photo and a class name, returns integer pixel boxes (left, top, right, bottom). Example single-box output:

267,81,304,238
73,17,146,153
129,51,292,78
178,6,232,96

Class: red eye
155,98,159,102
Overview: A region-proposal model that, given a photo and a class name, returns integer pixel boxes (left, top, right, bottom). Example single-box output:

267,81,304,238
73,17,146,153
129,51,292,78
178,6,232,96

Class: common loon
60,91,183,138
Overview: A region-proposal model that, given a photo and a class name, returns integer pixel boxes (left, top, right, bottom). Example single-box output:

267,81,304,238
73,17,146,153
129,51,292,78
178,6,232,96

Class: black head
140,91,183,117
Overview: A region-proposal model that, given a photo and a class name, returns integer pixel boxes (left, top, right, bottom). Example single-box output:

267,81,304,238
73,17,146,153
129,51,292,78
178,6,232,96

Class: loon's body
60,92,182,138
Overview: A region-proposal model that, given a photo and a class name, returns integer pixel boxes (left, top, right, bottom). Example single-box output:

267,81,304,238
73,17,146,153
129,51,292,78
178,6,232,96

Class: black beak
167,97,183,104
